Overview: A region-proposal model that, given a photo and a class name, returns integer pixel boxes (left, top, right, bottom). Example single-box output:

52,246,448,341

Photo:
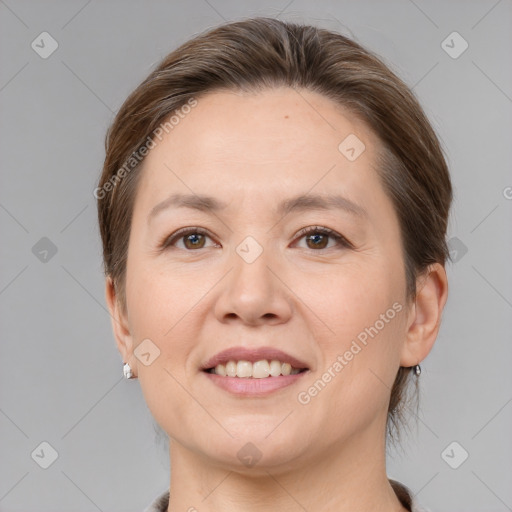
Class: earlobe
105,277,135,367
400,263,448,367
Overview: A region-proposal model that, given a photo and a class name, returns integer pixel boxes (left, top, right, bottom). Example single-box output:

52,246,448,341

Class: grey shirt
143,480,431,512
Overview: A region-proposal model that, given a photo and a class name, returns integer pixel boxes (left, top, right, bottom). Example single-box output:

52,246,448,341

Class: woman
96,17,451,512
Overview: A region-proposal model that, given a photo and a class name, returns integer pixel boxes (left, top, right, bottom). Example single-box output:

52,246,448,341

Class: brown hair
97,17,452,443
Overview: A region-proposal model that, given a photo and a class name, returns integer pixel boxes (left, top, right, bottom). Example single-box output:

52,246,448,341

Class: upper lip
201,346,309,370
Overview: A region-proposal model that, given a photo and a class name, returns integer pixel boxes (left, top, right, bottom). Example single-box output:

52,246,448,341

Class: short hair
96,17,452,443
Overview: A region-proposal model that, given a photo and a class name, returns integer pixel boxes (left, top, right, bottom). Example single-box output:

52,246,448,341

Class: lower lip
203,371,308,396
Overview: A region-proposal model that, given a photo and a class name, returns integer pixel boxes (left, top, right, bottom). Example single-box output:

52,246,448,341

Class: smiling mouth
204,359,308,378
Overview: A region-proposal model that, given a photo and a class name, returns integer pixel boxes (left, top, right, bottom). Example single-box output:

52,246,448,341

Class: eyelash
159,226,353,251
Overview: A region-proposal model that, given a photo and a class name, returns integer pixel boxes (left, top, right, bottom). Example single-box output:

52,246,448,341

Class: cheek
125,266,167,339
125,241,193,331
125,262,205,438
124,252,194,386
311,257,404,340
304,256,406,399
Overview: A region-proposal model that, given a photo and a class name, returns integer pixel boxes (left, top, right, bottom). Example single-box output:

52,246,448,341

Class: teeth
281,362,292,376
269,360,282,377
225,361,237,377
212,359,303,378
215,363,226,376
236,360,252,378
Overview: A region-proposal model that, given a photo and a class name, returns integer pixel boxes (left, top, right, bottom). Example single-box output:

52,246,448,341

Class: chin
197,427,308,472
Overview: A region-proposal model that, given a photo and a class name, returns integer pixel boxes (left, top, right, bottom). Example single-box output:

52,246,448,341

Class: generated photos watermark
94,97,198,200
297,301,403,405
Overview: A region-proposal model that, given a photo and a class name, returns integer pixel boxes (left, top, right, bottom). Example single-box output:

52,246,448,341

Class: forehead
146,87,374,163
134,87,385,216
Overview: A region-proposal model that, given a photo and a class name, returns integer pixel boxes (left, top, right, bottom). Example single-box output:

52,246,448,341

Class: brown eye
294,226,352,251
161,228,216,251
304,232,329,250
182,232,206,249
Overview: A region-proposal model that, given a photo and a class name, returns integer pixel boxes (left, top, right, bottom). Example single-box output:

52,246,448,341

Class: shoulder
389,479,433,512
143,489,170,512
146,483,431,512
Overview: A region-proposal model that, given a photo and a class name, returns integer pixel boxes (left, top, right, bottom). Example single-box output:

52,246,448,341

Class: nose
214,242,293,327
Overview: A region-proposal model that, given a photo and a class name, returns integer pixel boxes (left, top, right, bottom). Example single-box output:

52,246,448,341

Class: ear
400,263,448,367
105,276,137,374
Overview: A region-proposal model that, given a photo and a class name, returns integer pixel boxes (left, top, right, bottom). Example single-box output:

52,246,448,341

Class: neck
166,419,406,512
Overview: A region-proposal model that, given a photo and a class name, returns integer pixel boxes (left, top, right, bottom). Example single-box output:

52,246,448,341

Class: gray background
1,1,511,511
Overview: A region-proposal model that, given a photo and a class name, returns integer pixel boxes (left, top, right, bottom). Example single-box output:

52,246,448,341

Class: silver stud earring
413,364,421,377
123,362,134,379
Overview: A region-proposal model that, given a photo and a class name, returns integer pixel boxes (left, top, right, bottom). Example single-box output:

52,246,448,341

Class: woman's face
119,87,413,469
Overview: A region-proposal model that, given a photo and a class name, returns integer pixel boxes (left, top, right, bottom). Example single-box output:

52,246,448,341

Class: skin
106,87,448,512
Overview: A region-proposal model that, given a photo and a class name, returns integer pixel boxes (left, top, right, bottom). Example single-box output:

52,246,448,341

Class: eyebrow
148,192,368,223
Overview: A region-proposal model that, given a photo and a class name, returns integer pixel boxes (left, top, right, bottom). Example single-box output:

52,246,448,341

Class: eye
293,226,353,251
159,226,353,252
159,227,218,251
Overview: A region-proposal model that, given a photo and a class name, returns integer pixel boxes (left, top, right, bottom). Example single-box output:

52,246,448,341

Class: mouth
201,346,310,378
204,360,308,378
200,346,309,395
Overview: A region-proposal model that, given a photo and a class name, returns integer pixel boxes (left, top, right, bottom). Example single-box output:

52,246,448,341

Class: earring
413,364,421,376
123,362,135,379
